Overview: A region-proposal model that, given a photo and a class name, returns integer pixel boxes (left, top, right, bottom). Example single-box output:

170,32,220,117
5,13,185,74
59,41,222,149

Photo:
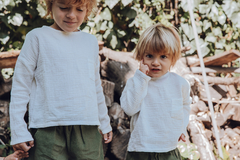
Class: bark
194,75,240,85
188,115,215,160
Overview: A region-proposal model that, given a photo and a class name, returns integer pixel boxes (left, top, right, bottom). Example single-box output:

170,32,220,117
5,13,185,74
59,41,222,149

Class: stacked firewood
0,45,240,159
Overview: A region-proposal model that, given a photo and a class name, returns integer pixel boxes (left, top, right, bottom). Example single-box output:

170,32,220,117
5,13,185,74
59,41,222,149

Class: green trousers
25,125,104,160
126,148,182,160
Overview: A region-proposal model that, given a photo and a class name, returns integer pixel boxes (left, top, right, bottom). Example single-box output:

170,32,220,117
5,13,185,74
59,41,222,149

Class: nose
66,9,75,19
152,58,160,66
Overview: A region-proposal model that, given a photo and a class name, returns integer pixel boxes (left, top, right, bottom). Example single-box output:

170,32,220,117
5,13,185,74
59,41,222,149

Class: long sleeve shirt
10,26,112,145
120,69,191,152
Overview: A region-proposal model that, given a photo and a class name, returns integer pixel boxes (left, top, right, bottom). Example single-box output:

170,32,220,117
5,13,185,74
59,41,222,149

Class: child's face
142,51,172,78
51,0,87,32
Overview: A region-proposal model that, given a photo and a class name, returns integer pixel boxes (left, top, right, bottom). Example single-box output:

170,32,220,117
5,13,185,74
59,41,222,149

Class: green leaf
181,23,194,41
110,34,118,49
203,20,212,32
100,20,108,31
108,21,114,29
215,49,224,55
100,8,112,21
222,1,239,17
215,40,225,49
124,8,137,20
0,32,10,44
103,29,111,39
191,38,210,57
205,33,216,43
225,44,232,51
199,5,210,14
117,29,126,38
37,4,46,18
121,0,133,6
8,13,23,26
212,27,222,36
233,32,239,39
217,13,226,25
105,0,119,9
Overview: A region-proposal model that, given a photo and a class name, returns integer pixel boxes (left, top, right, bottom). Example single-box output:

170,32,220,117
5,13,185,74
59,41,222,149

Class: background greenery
1,0,240,60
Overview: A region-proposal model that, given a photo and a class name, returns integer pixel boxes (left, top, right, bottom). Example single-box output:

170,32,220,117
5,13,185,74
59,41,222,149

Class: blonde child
120,23,192,160
9,0,112,159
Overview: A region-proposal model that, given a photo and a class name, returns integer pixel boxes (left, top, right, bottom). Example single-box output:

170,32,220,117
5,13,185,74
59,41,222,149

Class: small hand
139,59,149,75
13,141,34,152
178,133,186,142
103,131,113,143
5,150,29,160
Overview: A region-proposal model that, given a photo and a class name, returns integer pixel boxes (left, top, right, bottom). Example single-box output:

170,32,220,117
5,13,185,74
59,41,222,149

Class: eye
146,54,153,58
77,8,83,11
160,55,167,59
60,7,68,10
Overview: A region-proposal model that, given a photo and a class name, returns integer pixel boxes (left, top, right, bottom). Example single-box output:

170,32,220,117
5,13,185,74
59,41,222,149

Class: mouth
151,68,161,72
64,21,76,25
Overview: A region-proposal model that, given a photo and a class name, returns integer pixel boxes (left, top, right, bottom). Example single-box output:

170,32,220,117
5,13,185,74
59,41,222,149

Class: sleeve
120,69,151,116
93,40,112,134
10,31,38,145
182,79,192,134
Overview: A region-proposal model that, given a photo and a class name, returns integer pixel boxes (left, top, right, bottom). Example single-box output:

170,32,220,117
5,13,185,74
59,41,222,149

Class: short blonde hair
44,0,97,21
134,23,181,67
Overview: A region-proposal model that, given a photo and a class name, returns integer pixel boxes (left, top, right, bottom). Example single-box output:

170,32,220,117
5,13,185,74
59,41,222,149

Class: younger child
120,23,192,160
10,0,112,159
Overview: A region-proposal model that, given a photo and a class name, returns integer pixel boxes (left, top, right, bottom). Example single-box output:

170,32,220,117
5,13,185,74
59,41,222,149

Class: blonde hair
134,23,181,67
44,0,97,21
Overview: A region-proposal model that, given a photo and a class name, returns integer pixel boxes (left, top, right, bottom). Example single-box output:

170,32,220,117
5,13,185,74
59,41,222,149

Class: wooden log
190,100,208,115
187,115,215,160
0,74,12,97
221,103,240,121
108,102,126,130
0,50,19,68
190,66,240,73
101,79,115,106
198,83,222,103
190,49,240,67
194,75,240,85
110,128,130,160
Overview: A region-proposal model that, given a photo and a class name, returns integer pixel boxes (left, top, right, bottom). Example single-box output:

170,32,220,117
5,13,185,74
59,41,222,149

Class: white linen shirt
10,26,112,145
120,69,191,152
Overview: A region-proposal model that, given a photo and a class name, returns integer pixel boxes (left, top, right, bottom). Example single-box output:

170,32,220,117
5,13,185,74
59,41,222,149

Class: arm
93,40,112,135
10,31,38,146
120,69,151,116
182,80,192,134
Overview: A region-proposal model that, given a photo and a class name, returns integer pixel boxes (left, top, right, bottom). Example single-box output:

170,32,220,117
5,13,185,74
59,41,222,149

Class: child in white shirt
10,0,112,159
120,23,191,160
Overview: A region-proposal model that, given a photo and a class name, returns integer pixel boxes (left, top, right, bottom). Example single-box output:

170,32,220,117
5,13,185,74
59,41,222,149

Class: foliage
177,142,200,160
1,0,240,58
82,0,173,51
0,0,52,52
180,0,240,58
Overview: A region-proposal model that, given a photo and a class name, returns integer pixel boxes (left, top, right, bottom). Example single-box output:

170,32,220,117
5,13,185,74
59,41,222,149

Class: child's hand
139,60,149,75
103,131,113,144
12,141,34,152
5,150,29,160
178,133,186,142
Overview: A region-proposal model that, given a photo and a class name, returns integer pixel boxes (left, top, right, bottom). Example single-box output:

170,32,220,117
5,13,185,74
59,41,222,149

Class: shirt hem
127,145,177,153
29,121,101,129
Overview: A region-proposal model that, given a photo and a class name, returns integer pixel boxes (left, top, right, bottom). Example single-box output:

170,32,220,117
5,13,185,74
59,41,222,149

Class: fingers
13,142,32,152
139,59,149,75
181,134,186,142
28,141,34,148
103,131,113,144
